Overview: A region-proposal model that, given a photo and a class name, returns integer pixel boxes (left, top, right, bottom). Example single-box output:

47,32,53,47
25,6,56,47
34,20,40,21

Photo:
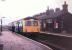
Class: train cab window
33,21,38,26
25,21,32,26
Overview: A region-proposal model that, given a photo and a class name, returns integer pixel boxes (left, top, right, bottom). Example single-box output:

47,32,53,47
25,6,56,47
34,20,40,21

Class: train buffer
0,31,52,50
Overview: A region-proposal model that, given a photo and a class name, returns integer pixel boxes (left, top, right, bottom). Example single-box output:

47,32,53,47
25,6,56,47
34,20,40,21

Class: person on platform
12,25,15,33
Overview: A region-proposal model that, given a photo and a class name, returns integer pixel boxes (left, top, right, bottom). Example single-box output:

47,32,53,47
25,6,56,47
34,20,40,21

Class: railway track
18,32,68,50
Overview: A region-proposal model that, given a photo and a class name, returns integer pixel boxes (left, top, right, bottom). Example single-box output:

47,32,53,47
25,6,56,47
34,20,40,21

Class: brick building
33,1,72,33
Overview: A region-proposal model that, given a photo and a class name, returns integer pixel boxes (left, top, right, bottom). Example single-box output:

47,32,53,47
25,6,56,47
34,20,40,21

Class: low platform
40,31,72,37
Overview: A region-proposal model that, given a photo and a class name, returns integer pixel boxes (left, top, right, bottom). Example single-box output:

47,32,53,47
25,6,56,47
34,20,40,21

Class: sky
0,0,72,25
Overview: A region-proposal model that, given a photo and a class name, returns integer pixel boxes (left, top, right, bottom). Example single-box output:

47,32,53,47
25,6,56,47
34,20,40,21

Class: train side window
33,21,38,26
25,21,32,26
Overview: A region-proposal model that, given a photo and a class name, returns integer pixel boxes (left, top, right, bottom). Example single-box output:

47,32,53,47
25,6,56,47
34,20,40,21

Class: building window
47,19,52,23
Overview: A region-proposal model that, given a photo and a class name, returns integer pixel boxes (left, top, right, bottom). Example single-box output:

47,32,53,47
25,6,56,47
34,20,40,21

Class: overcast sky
0,0,72,25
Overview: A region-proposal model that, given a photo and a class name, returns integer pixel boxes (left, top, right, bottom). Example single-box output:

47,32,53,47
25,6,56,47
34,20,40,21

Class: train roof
8,17,39,25
24,17,38,20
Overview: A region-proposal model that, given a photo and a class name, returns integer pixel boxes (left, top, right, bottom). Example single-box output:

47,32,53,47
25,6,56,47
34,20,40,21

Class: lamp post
17,21,20,33
0,17,5,32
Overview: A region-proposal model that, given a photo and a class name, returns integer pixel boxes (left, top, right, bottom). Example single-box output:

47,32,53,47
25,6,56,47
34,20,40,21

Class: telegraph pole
0,17,5,32
0,18,2,35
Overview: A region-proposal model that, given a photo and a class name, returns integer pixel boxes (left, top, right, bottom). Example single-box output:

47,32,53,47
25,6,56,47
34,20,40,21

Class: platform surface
0,31,52,50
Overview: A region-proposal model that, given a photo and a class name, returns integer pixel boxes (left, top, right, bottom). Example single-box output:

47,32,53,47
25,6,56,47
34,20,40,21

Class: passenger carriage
22,17,40,33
